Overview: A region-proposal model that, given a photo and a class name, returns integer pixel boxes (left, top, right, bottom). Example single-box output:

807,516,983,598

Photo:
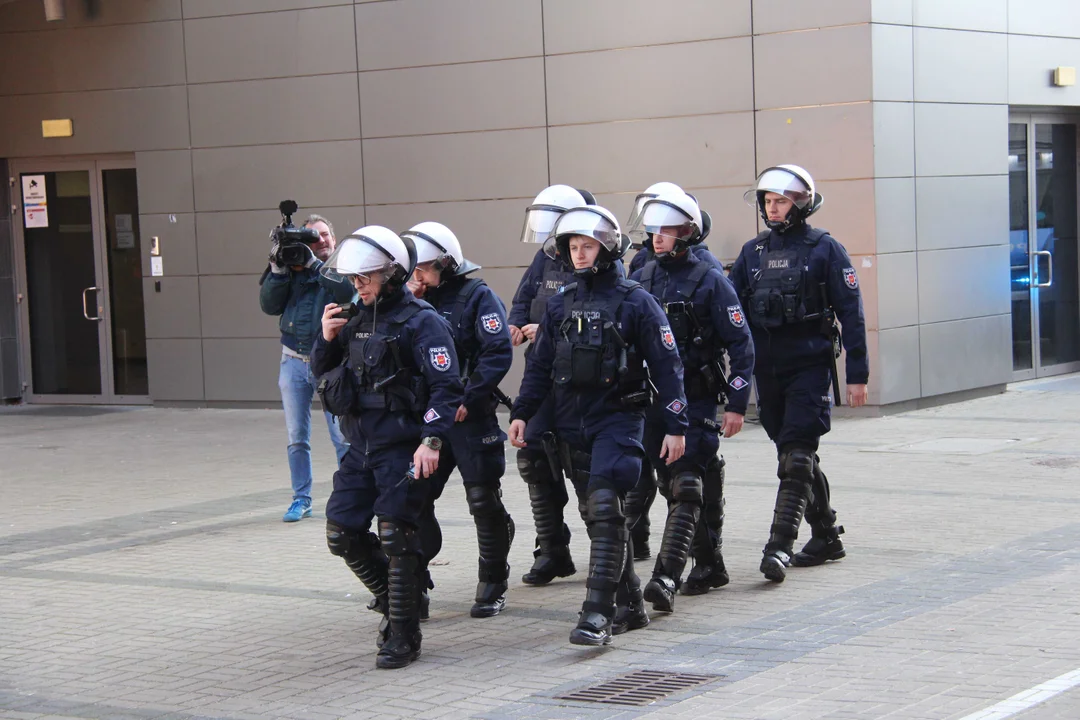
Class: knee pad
671,470,704,504
517,448,553,486
778,448,815,484
585,483,623,525
378,519,418,557
326,521,377,558
465,484,504,518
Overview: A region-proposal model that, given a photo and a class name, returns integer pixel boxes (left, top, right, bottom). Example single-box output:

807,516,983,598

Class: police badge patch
727,305,746,328
423,408,440,423
660,325,676,350
429,347,452,372
480,313,502,334
666,399,686,414
843,267,859,289
730,376,749,392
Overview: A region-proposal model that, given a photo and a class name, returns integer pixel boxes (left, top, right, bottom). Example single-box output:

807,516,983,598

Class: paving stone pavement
2,376,1080,720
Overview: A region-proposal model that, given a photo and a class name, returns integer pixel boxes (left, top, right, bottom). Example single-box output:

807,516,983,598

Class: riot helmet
321,225,414,294
627,181,684,232
401,221,480,284
628,190,703,263
551,205,630,278
520,184,591,259
744,164,823,232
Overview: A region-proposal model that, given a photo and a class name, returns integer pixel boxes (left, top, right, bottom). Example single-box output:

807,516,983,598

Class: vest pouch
780,268,804,322
750,288,784,329
528,297,549,325
665,302,691,345
570,344,605,388
317,365,357,417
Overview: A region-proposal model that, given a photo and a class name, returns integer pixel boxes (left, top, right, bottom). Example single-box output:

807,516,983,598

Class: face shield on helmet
743,165,823,231
628,191,702,257
402,222,462,273
551,206,629,276
626,181,684,236
520,184,588,258
321,226,411,288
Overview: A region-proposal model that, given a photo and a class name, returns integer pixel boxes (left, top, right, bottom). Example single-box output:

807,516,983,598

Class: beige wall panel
915,175,1009,251
913,103,1009,177
146,338,204,401
0,86,189,157
189,74,360,148
812,179,876,256
359,58,545,138
873,101,915,178
355,0,542,71
752,0,870,34
757,102,874,181
0,0,180,32
0,22,185,95
685,186,759,262
874,177,916,254
877,325,920,404
871,0,912,24
872,23,913,101
912,0,1006,33
1008,35,1080,106
362,129,547,205
919,314,1010,397
875,251,918,329
754,25,872,110
184,6,357,83
1008,0,1080,39
182,0,350,19
203,338,284,402
917,245,1010,325
913,28,1007,104
546,38,753,126
139,213,198,277
200,275,281,338
191,140,365,212
850,253,878,332
136,149,194,215
142,276,201,339
543,0,750,55
550,113,756,195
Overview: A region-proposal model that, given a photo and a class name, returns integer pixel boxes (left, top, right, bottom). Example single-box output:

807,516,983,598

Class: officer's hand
321,303,348,342
407,277,425,297
509,419,527,448
268,244,287,275
509,325,525,346
454,404,468,422
659,434,685,465
413,444,440,479
847,383,868,408
521,323,539,342
720,412,744,438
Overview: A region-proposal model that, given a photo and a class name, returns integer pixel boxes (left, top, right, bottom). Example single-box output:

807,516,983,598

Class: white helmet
551,205,630,276
744,164,823,230
520,184,591,258
321,225,414,289
401,221,481,279
629,190,703,258
627,181,684,232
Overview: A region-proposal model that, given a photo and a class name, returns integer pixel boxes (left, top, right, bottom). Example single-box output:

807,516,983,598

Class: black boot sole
791,548,846,567
470,597,506,618
642,580,675,613
611,613,650,635
760,555,787,583
569,629,612,646
681,572,729,595
521,563,576,586
375,648,421,669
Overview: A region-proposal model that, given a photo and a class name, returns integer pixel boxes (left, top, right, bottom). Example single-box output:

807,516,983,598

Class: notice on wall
116,214,133,232
22,175,48,229
150,256,164,277
117,231,136,249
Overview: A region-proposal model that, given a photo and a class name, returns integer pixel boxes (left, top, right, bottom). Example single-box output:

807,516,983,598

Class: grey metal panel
202,338,283,402
917,245,1011,324
546,38,753,126
142,276,202,339
875,177,917,254
754,25,872,110
912,0,1006,32
872,0,912,24
915,175,1009,251
196,207,367,276
139,213,199,277
1008,35,1080,107
136,150,194,215
853,255,878,332
812,179,876,256
0,86,190,157
872,23,913,101
873,101,915,178
919,314,1011,396
0,0,181,32
184,6,357,83
757,103,874,181
199,275,280,339
1008,0,1080,39
2,337,23,400
362,129,547,204
182,0,350,18
355,0,543,71
877,325,920,403
146,338,204,401
913,103,1008,177
668,186,758,262
0,277,14,338
876,252,918,329
543,0,750,55
0,22,186,95
551,113,755,195
191,140,365,212
753,0,871,34
358,58,546,138
189,74,361,148
913,28,1007,104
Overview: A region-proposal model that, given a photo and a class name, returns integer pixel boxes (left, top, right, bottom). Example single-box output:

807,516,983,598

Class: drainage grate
556,670,722,707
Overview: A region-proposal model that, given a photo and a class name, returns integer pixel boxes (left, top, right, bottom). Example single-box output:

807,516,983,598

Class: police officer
630,190,755,613
311,226,463,669
729,165,868,583
509,205,689,646
404,222,516,618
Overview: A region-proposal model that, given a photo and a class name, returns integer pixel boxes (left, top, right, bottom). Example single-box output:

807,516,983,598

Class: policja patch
727,305,746,327
660,325,676,350
429,346,452,372
480,313,502,334
843,267,858,289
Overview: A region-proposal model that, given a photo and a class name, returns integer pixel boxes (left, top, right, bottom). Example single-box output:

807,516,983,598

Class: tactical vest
746,228,828,330
528,257,575,324
347,298,428,416
552,279,652,408
435,277,485,379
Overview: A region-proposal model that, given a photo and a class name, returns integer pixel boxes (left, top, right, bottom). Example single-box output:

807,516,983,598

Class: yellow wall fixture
41,119,74,138
1053,67,1076,87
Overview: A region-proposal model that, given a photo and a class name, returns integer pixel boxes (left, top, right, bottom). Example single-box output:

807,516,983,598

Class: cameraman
259,213,356,522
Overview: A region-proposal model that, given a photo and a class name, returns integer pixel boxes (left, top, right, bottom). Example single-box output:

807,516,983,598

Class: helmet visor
551,207,621,252
402,231,456,272
625,192,656,233
744,168,813,208
520,204,565,246
629,200,696,245
321,235,393,283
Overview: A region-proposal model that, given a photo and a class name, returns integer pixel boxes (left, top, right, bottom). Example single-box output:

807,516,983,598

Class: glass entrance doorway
11,158,149,403
1009,115,1080,380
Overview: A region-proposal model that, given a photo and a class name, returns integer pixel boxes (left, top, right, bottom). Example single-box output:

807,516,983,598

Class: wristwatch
421,436,443,451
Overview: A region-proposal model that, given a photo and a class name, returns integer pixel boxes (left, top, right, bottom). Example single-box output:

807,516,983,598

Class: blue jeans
279,353,349,502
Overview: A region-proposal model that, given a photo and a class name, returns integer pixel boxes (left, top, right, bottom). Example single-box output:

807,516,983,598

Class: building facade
1,0,1078,408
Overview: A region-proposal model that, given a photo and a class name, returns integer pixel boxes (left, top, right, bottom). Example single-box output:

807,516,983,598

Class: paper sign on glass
22,175,48,229
150,256,164,277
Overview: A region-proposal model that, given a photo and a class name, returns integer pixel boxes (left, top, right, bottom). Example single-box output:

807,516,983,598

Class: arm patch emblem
843,267,858,289
429,347,452,372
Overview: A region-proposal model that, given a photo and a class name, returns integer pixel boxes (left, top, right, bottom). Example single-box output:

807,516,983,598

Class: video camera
271,200,320,267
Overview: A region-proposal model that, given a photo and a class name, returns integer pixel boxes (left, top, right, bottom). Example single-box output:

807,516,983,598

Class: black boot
684,458,729,594
570,489,626,646
518,451,576,585
468,489,515,617
376,521,422,670
793,525,846,566
643,470,701,612
760,449,813,583
613,534,648,634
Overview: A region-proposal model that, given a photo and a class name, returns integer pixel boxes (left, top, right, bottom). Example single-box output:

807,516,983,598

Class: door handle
1034,250,1053,288
82,286,101,321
